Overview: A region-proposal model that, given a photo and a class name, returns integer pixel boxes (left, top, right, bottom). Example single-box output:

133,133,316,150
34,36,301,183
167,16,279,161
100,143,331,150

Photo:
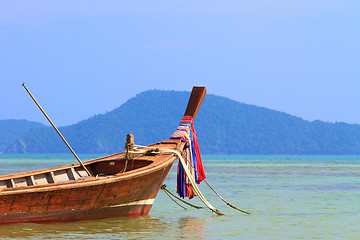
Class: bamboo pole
22,83,92,177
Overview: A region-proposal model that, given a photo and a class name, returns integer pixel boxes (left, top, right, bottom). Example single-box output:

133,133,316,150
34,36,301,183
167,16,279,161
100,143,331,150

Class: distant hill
0,120,46,153
3,90,360,154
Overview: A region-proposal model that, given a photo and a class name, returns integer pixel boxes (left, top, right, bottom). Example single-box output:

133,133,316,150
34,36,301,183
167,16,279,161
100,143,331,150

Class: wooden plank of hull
0,159,173,224
0,204,154,224
0,145,178,224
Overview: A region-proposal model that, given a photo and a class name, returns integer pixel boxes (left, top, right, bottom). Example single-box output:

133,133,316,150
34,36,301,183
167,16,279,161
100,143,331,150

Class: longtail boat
0,86,207,224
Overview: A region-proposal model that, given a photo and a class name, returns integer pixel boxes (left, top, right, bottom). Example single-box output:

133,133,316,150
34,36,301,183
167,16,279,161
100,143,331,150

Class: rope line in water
133,144,250,214
178,154,251,215
161,184,204,209
161,185,187,210
132,145,224,215
133,144,251,215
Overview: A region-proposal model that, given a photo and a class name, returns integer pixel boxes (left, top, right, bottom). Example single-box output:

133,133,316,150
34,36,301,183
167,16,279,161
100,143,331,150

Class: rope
164,148,225,215
133,144,250,215
132,145,224,216
161,184,204,209
180,154,250,214
161,185,187,210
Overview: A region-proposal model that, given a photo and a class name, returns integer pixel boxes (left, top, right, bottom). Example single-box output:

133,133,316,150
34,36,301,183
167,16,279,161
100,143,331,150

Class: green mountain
3,90,360,154
0,120,46,153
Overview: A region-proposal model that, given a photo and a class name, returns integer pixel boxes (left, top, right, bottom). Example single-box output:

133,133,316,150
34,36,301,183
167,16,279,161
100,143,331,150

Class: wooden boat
0,87,207,224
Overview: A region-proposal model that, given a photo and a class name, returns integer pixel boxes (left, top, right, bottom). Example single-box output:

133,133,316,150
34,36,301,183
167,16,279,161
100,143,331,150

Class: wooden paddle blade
184,86,207,119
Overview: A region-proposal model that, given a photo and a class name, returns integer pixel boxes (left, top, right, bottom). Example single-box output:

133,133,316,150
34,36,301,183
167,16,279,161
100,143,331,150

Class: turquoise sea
0,154,359,239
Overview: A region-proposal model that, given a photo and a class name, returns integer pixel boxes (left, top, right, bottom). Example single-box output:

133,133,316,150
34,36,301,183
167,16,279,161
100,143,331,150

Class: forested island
2,90,360,155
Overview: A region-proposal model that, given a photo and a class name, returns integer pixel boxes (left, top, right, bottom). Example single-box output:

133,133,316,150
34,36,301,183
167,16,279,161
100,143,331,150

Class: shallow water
0,154,359,239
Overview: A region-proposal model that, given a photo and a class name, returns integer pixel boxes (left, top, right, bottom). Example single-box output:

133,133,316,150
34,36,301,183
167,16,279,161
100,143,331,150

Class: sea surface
0,154,359,239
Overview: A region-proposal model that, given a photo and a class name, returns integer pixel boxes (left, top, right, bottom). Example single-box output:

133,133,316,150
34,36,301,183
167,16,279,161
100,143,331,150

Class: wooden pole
183,86,207,119
22,83,92,177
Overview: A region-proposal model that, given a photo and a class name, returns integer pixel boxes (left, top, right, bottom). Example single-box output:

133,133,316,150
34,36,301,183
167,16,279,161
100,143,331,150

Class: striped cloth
170,116,206,198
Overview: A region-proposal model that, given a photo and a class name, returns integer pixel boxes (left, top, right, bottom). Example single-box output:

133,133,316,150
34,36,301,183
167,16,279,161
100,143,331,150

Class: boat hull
0,161,174,224
0,86,207,224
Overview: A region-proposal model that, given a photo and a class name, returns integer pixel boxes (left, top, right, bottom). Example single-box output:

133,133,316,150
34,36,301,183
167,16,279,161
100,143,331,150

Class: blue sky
1,1,359,126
